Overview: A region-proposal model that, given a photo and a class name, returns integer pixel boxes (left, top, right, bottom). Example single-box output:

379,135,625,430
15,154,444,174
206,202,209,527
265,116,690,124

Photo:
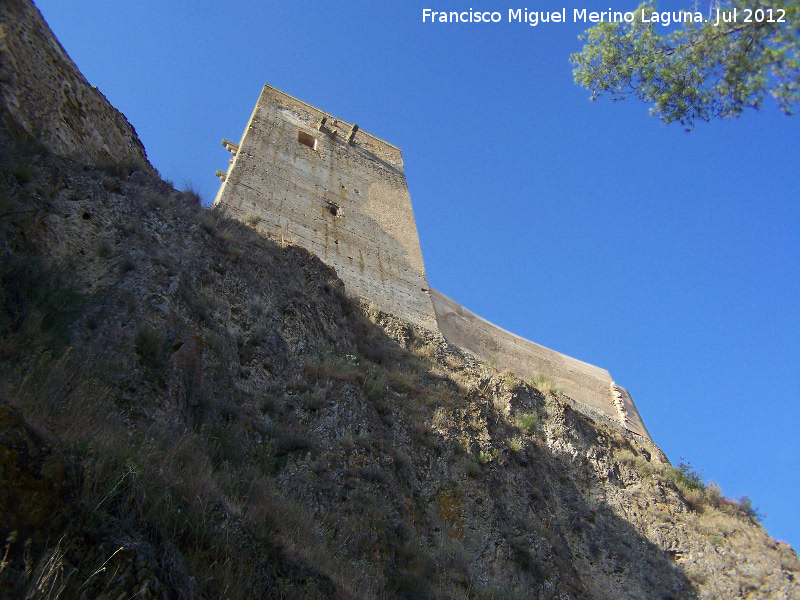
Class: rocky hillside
1,4,799,600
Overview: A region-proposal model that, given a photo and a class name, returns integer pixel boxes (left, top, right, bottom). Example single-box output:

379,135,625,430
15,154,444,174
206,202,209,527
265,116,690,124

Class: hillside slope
1,3,799,599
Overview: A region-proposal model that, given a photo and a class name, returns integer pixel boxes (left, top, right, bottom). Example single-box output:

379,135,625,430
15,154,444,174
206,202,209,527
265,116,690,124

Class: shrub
0,253,85,355
510,537,535,572
393,450,412,475
527,373,554,393
118,257,136,275
102,159,143,179
341,431,354,451
704,482,724,507
244,211,262,226
304,353,361,384
182,183,203,206
738,496,765,522
96,241,113,259
506,436,524,453
134,324,171,381
617,448,658,477
410,423,441,451
362,368,387,400
516,412,539,436
359,466,387,485
102,176,121,193
673,460,705,492
388,370,421,396
464,460,481,477
11,163,32,185
503,372,519,390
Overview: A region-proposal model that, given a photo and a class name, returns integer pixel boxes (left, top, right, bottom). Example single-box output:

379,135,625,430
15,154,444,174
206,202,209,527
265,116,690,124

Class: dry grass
526,373,555,394
2,347,366,600
444,353,464,371
243,211,262,227
506,436,525,453
503,371,520,390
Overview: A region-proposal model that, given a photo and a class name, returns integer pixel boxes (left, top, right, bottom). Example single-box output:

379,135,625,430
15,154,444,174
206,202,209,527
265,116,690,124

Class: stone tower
213,84,438,332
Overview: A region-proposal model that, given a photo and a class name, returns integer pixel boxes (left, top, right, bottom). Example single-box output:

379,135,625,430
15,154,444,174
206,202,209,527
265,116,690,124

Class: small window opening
298,131,317,150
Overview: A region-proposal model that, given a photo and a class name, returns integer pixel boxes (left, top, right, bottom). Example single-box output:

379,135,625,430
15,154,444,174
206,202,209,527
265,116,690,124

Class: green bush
504,372,519,389
102,176,121,193
11,163,32,185
738,496,765,522
464,460,481,477
182,183,203,206
516,412,539,436
673,461,705,492
506,436,524,453
362,368,387,400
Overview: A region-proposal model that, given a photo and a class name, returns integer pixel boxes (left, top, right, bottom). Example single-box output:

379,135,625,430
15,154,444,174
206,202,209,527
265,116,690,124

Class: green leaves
570,1,800,128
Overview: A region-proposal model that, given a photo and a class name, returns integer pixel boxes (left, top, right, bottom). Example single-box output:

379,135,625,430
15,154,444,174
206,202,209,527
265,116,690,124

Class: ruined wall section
214,84,437,332
0,0,150,168
430,288,652,440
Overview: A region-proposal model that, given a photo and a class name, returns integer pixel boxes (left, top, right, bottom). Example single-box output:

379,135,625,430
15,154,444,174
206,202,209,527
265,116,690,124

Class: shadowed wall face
214,85,437,332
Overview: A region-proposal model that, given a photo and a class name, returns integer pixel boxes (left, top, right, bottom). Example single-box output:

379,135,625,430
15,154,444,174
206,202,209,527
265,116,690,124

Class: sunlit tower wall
214,84,438,332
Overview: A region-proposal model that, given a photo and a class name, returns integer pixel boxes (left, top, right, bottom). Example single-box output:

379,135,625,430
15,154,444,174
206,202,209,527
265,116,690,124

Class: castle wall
214,84,438,332
430,288,652,439
0,0,150,168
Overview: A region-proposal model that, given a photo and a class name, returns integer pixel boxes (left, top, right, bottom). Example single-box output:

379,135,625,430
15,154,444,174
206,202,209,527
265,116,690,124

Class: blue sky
34,0,799,549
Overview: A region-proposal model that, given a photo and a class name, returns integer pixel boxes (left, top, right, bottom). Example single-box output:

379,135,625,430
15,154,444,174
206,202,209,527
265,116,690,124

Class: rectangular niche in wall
298,131,317,150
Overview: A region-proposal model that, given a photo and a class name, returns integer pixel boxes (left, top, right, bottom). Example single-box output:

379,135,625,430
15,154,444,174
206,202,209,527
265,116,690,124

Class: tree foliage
570,0,800,128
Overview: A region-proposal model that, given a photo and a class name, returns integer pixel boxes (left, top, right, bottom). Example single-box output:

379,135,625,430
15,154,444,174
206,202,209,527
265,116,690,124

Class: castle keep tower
214,84,438,332
215,84,653,442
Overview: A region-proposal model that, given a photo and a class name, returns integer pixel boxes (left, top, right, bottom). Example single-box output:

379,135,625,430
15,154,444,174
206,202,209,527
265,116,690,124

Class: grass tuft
515,412,539,436
526,373,554,393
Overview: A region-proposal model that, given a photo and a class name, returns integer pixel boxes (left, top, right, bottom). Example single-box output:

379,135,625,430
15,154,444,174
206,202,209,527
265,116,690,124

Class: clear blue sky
34,0,799,549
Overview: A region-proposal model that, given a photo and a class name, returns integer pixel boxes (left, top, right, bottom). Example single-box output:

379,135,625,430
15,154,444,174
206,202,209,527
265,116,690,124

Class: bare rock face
0,0,150,168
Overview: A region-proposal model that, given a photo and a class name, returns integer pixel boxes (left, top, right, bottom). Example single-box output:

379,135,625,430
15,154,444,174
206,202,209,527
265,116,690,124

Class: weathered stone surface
0,0,150,168
2,7,797,598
